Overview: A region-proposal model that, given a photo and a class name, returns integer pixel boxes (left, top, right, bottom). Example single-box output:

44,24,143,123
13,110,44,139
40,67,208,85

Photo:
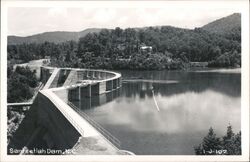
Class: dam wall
8,92,81,154
8,66,123,154
41,67,122,96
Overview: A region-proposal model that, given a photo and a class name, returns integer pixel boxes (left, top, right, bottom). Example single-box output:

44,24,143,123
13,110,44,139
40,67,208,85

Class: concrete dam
8,66,132,155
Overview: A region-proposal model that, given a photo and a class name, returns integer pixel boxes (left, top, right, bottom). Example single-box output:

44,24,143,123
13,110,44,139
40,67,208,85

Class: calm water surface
71,69,241,155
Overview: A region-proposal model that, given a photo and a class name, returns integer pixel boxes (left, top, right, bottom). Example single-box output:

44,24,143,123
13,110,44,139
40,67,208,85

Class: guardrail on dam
8,66,129,155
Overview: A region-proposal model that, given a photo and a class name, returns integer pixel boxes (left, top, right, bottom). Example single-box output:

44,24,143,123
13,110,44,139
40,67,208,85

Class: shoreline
116,67,241,73
190,68,241,73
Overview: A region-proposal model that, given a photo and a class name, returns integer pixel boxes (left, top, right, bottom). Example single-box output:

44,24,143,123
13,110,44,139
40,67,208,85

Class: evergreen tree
194,127,222,155
222,125,241,155
194,125,241,155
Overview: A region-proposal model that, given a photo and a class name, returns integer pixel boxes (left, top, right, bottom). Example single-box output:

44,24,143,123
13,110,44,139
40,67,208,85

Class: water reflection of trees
71,72,240,110
122,72,241,98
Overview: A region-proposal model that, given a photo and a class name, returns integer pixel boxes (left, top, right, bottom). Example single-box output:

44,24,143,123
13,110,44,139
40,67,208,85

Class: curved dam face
8,67,123,155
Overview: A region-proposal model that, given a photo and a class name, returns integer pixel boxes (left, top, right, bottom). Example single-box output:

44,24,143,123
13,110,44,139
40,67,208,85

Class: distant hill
202,13,241,41
7,13,241,69
8,13,241,45
8,28,102,45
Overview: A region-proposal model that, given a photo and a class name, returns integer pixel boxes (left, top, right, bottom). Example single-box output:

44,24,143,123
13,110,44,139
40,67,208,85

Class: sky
7,1,242,36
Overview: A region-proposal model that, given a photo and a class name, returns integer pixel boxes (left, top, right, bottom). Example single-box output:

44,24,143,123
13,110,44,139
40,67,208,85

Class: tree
8,66,38,102
8,74,33,102
8,24,241,70
15,66,38,88
65,50,71,62
114,27,123,38
222,125,241,155
194,125,241,155
196,127,222,155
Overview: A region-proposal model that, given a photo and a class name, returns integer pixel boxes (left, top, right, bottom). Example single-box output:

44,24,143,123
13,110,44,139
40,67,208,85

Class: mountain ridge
8,28,103,44
202,13,241,41
8,13,241,45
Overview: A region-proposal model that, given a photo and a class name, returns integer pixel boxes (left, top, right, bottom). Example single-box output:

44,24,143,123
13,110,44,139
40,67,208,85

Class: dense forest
7,66,38,102
7,13,241,71
202,13,241,42
7,27,241,70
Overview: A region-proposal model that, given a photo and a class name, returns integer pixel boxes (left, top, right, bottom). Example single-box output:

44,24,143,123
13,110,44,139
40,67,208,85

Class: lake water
71,69,241,155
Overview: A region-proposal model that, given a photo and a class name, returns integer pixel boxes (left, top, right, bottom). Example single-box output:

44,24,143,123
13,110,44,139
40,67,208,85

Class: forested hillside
202,13,241,42
8,28,102,45
7,66,38,102
7,13,241,70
